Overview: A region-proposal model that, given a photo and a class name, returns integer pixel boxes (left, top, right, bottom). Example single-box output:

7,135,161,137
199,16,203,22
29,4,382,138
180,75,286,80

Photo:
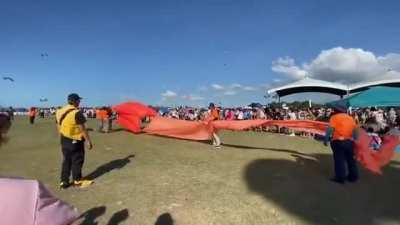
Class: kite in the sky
2,76,14,82
39,98,48,102
41,53,49,58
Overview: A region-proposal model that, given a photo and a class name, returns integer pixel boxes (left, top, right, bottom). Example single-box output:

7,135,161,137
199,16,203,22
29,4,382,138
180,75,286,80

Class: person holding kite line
324,105,359,184
208,103,221,149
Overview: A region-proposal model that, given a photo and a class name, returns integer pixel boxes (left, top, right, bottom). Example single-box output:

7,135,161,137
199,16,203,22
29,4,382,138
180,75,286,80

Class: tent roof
349,78,400,93
268,77,400,97
267,77,348,97
327,86,400,108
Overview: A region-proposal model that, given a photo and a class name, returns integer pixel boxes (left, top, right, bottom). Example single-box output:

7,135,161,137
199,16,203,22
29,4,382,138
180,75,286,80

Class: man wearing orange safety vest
324,106,359,184
56,93,93,189
96,107,111,133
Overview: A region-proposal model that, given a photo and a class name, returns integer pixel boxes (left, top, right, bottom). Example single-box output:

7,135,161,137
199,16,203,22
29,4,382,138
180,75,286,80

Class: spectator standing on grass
28,107,37,124
324,105,359,184
7,107,14,120
388,108,397,127
367,127,381,151
56,93,94,189
208,103,221,149
0,114,11,143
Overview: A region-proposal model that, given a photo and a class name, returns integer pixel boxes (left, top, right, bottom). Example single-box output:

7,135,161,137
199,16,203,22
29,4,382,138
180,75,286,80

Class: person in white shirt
237,110,244,120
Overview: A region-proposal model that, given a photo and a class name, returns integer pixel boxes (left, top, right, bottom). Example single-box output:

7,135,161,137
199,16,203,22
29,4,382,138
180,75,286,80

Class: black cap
332,105,347,113
209,102,215,108
67,93,82,102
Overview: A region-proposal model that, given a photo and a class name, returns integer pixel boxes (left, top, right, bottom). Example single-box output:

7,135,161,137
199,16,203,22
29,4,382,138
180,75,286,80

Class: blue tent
327,86,400,108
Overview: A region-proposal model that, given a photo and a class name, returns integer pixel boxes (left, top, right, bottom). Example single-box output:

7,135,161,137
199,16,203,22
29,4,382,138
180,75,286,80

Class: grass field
1,117,400,225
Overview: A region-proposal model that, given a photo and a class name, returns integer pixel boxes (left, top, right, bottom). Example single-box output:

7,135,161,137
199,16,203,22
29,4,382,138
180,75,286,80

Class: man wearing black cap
56,93,94,189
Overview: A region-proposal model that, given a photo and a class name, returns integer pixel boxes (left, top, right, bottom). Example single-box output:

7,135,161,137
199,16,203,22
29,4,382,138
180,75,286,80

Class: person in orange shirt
96,107,109,132
324,106,359,184
208,103,221,149
29,107,37,124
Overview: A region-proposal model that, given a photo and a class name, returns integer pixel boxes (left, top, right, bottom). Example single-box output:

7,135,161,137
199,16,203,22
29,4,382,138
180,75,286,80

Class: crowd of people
2,104,400,136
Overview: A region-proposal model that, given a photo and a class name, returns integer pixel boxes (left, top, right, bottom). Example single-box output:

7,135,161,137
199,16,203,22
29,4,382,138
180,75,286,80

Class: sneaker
214,145,221,149
59,181,70,189
73,179,94,188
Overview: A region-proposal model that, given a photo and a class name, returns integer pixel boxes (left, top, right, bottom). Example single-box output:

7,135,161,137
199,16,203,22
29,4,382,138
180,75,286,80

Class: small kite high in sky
39,98,48,102
2,76,14,82
41,53,49,58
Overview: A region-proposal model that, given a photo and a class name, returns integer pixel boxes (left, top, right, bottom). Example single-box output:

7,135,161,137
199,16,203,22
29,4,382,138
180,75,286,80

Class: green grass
1,117,400,225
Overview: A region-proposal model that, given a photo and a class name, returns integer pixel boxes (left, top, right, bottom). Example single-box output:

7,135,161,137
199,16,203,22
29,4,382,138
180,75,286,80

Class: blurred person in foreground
0,113,79,225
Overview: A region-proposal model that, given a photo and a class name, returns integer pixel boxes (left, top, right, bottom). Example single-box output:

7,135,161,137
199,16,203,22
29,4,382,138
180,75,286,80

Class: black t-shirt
75,110,86,125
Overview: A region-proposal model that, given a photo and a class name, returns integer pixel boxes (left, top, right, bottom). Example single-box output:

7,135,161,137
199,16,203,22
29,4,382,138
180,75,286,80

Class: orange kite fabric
144,117,214,140
144,119,328,140
113,101,399,174
354,129,399,174
112,102,157,133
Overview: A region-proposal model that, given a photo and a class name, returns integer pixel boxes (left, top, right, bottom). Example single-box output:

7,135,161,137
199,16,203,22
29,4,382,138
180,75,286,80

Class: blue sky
1,0,400,107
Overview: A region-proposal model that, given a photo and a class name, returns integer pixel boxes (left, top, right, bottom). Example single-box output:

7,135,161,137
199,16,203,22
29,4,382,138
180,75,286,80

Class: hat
67,93,82,102
326,100,348,113
209,103,215,108
332,105,347,113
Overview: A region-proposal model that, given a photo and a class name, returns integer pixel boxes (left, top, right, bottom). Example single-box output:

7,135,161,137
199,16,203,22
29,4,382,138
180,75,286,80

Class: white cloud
198,86,208,92
223,90,237,96
272,47,400,84
211,84,225,90
182,95,205,101
273,78,281,83
242,86,258,91
161,90,177,99
260,83,272,89
230,83,243,89
272,57,307,80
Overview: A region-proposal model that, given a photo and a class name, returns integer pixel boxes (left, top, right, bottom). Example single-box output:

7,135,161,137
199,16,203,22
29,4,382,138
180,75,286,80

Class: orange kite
113,101,399,174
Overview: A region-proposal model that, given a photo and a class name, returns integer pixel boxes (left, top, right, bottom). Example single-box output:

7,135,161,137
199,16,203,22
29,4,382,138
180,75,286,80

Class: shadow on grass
85,154,135,180
245,153,400,225
107,209,129,225
223,143,312,157
108,128,126,133
79,207,129,225
155,213,174,225
0,136,9,148
79,206,106,225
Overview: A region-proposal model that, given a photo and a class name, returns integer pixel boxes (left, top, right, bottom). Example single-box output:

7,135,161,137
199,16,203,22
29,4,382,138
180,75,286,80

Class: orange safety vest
96,110,108,120
329,113,357,141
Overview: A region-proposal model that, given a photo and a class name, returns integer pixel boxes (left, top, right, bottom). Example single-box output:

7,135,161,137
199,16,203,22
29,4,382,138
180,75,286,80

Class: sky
1,0,400,107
